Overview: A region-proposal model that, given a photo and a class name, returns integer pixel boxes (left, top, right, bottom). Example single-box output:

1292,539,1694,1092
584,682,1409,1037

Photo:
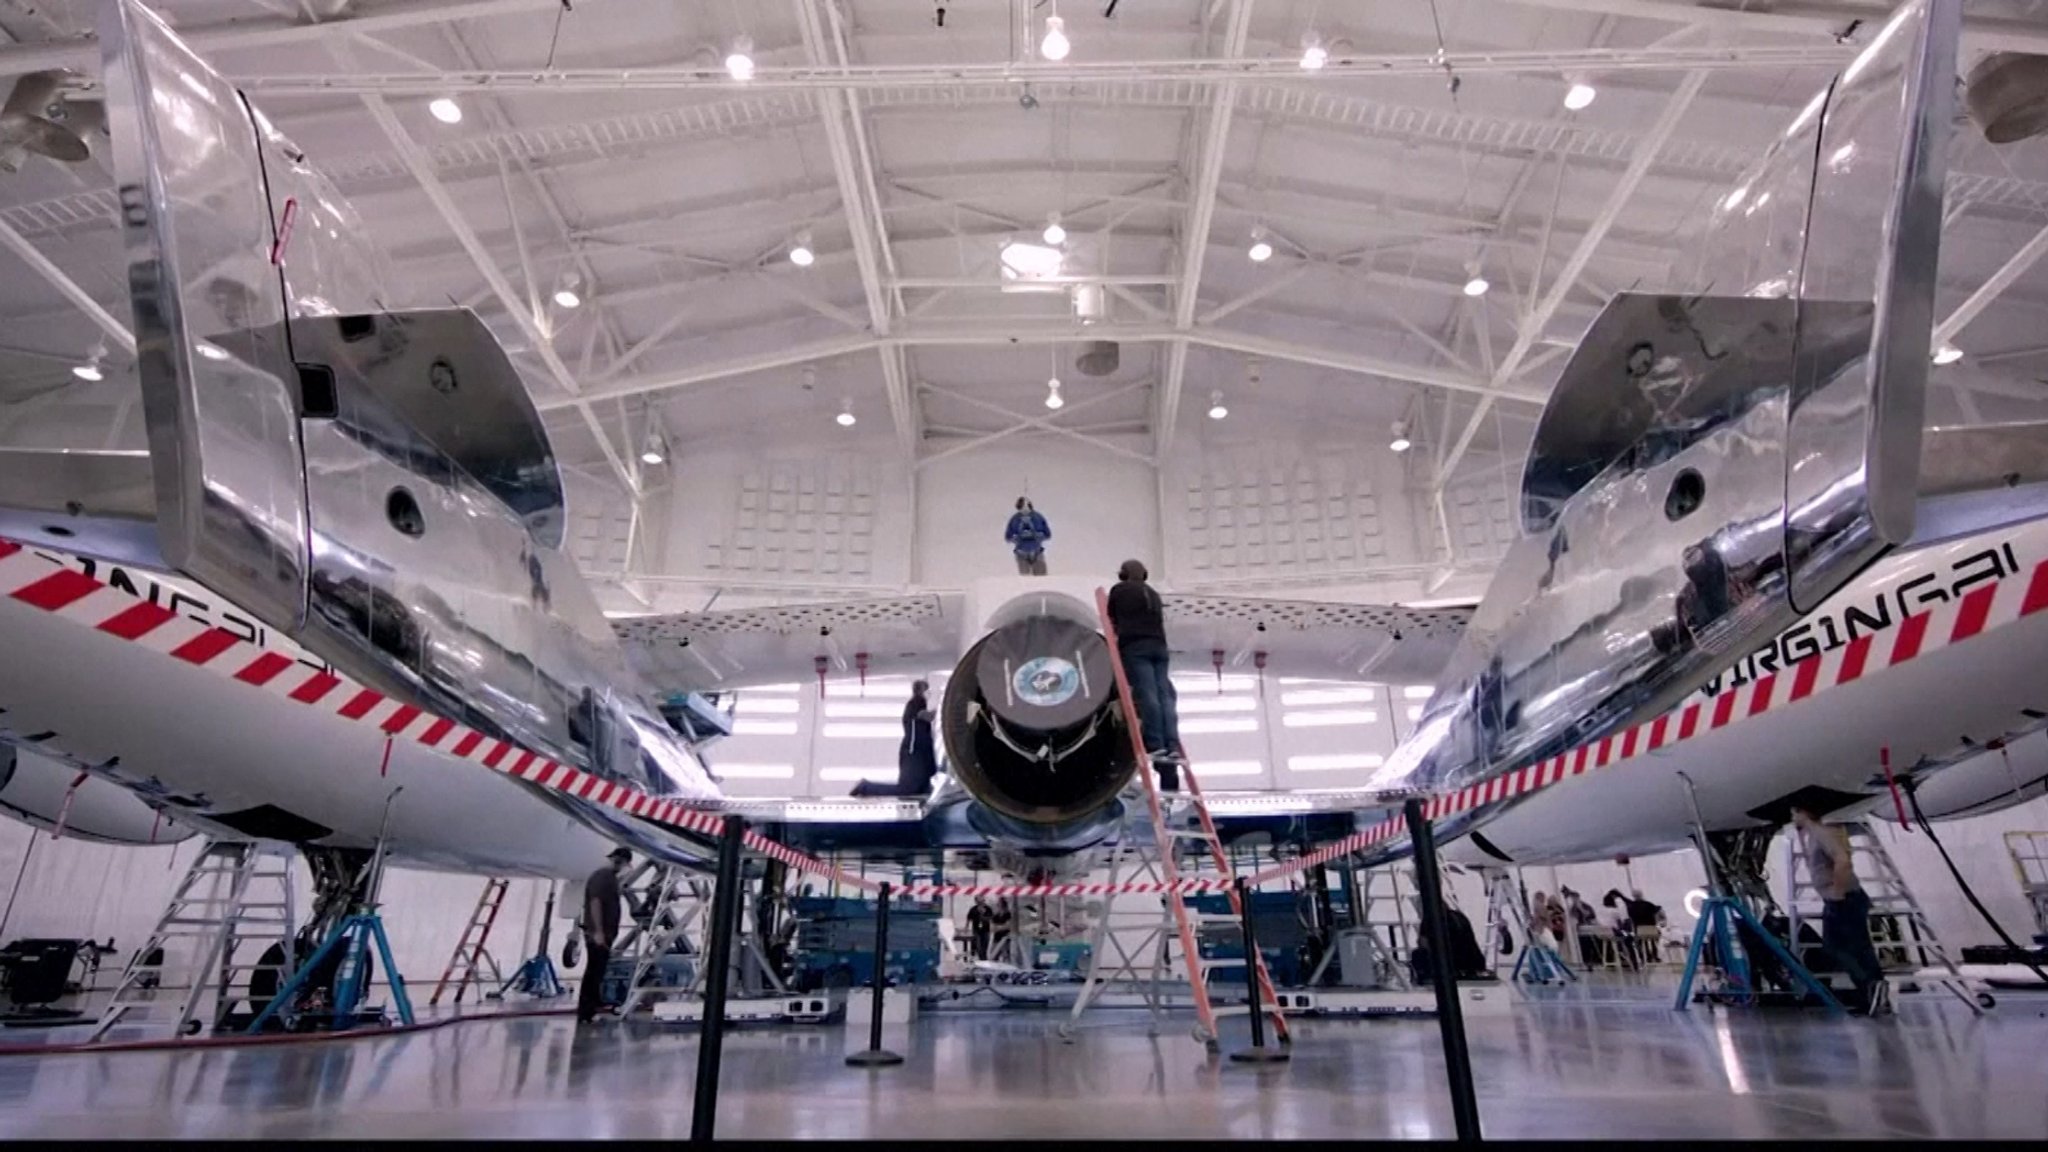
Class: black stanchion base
844,1049,906,1067
1228,1047,1292,1064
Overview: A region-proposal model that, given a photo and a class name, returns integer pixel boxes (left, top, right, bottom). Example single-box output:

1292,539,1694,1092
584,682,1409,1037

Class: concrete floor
1,979,2044,1139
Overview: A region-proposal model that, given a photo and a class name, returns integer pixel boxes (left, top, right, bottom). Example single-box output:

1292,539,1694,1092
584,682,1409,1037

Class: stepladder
1091,585,1290,1051
92,840,298,1041
430,877,509,1007
1786,820,1990,1013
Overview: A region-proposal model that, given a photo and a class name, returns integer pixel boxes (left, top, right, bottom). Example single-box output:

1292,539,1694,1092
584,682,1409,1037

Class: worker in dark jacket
1005,498,1051,575
1107,559,1184,791
576,847,631,1024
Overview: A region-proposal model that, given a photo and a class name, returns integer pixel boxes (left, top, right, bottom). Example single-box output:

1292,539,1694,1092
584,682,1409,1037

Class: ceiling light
640,425,666,467
1247,226,1273,263
1463,275,1490,297
1045,377,1065,409
1933,344,1964,365
428,97,463,124
999,239,1065,279
1563,81,1597,111
72,344,104,382
726,35,756,81
836,397,856,427
196,342,230,362
1207,390,1228,420
789,230,816,267
1300,33,1328,71
552,273,582,309
1390,422,1412,453
1040,14,1070,61
1042,213,1066,246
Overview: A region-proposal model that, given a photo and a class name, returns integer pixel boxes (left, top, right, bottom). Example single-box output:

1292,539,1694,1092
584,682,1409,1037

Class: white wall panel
915,438,1157,588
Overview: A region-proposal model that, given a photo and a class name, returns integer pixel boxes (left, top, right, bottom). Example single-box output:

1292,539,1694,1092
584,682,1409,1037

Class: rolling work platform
1057,587,1290,1052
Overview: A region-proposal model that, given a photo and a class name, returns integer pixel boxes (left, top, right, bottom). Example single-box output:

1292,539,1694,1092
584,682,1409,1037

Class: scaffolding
2005,832,2048,938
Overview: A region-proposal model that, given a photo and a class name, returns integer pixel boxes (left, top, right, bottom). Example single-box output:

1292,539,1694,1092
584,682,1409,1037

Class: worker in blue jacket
1005,497,1051,575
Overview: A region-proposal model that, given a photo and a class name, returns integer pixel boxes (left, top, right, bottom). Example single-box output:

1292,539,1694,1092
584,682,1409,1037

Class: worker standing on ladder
1108,559,1184,791
575,846,631,1025
1791,804,1891,1016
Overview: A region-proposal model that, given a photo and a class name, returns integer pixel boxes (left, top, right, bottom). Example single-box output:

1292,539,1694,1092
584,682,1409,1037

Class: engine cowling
940,614,1138,831
0,746,193,845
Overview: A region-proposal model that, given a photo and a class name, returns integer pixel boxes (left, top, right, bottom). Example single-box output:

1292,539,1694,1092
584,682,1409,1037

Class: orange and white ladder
1081,587,1291,1051
430,876,509,1007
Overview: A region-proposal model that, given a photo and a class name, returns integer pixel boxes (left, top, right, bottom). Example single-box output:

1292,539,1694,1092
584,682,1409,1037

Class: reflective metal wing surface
613,593,967,695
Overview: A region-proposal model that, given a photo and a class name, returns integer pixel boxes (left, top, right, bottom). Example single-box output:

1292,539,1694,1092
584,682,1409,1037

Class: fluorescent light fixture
1045,378,1064,409
1406,705,1424,722
734,697,800,715
1181,717,1259,734
1463,276,1490,297
1207,390,1228,420
1042,214,1066,245
821,722,900,739
1402,685,1435,700
1172,673,1257,691
1198,760,1265,777
1039,14,1069,60
711,762,796,779
1176,695,1258,714
818,766,898,782
1288,753,1386,772
1281,687,1377,707
999,240,1065,279
1933,344,1964,365
1282,709,1379,728
726,36,756,81
733,719,799,737
428,97,462,124
824,701,905,718
1563,81,1596,110
747,682,803,694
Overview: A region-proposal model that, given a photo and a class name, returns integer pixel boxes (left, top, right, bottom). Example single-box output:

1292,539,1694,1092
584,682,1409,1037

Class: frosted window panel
710,762,796,779
818,767,897,781
1282,709,1379,728
1288,753,1386,772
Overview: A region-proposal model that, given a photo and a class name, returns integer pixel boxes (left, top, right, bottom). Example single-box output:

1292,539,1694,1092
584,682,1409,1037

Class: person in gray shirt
576,846,632,1024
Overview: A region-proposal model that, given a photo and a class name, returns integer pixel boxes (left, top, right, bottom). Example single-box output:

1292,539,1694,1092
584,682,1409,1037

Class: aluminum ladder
1785,820,1985,1013
2004,831,2048,938
1481,868,1574,986
1094,586,1289,1051
91,840,297,1041
429,877,509,1007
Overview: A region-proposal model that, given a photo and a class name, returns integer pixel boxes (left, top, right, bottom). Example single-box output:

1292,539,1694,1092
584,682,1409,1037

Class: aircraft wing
1163,594,1471,685
612,593,967,695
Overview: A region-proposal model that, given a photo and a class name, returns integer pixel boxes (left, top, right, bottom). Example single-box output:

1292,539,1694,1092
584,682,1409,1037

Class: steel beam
0,219,135,357
918,381,1155,467
1497,0,2048,56
1933,219,2048,349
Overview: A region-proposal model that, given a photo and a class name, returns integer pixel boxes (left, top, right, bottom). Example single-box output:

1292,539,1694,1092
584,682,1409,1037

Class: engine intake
940,615,1137,826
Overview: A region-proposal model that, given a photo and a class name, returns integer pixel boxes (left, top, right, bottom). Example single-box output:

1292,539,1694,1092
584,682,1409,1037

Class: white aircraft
4,0,2044,918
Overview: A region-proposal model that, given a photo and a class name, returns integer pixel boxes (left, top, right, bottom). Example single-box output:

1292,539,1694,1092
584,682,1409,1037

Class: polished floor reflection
1,980,2044,1139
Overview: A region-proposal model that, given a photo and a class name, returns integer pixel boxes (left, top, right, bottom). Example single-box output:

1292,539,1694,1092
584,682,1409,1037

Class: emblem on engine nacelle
1013,657,1080,708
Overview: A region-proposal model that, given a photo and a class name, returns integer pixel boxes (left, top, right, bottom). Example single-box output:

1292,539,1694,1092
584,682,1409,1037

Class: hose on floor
1904,785,2048,987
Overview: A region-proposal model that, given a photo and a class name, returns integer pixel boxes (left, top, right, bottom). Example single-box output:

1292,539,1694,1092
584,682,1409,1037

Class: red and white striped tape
0,538,880,889
1244,558,2048,886
893,876,1232,899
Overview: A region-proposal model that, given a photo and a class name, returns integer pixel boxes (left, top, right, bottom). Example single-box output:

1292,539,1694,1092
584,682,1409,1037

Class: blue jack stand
1514,942,1577,985
496,951,567,1000
246,913,416,1033
1674,896,1844,1013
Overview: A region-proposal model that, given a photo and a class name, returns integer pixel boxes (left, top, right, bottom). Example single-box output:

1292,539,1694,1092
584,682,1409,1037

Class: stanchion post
1228,877,1289,1064
845,881,905,1067
690,815,747,1143
1405,798,1483,1141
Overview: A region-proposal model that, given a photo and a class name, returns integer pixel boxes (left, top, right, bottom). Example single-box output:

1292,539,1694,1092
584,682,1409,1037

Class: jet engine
0,746,192,846
939,613,1138,838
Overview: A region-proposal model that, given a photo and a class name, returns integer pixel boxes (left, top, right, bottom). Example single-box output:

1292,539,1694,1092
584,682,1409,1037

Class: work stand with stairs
1785,820,1991,1013
92,840,299,1041
1057,589,1290,1053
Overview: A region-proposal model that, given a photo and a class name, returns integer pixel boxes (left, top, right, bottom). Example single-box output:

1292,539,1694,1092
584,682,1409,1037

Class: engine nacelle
940,614,1137,830
0,746,192,846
